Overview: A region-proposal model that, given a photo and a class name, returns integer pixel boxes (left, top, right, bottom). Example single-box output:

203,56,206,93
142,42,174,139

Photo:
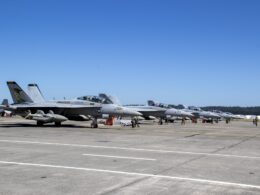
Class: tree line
168,104,260,115
202,106,260,115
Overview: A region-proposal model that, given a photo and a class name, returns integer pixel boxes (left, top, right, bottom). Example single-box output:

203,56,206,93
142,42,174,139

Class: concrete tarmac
0,117,259,195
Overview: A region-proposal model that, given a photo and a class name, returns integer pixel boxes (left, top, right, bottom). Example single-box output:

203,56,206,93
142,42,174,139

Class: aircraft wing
10,103,100,109
9,103,102,118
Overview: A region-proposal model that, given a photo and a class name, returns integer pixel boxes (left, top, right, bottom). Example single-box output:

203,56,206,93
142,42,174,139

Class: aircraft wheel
158,119,163,125
91,123,98,128
37,121,44,126
131,120,135,128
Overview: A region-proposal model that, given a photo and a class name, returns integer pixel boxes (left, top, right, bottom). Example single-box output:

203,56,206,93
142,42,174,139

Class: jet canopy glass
77,96,112,104
188,106,202,111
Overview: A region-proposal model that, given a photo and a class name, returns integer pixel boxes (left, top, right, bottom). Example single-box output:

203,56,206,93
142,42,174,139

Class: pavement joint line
82,154,156,161
0,139,260,160
0,160,260,190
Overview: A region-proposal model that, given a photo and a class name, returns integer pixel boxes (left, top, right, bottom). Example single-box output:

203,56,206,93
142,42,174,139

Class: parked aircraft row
1,81,242,127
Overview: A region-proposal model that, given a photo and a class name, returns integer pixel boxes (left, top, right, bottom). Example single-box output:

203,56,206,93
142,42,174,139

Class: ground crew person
131,119,136,128
255,116,258,127
134,117,140,127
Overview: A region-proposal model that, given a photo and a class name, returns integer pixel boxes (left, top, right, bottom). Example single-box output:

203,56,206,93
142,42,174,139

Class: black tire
55,122,61,127
37,121,44,126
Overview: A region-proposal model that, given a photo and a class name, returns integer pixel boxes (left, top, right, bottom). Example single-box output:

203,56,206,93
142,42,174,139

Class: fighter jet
100,96,193,125
6,81,101,126
212,110,239,123
148,100,194,120
125,104,167,123
183,106,221,123
147,100,222,123
27,83,142,127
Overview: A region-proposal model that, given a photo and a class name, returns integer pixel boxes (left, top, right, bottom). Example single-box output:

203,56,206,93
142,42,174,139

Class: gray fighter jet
183,106,221,123
212,110,238,123
147,100,221,123
148,100,194,119
6,81,101,126
99,96,193,125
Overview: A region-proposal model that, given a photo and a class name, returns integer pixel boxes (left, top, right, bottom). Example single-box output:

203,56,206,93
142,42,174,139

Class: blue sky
0,0,259,106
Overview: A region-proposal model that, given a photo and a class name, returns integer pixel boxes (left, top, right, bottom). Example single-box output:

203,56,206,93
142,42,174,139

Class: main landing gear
37,121,44,126
91,118,98,128
158,118,163,125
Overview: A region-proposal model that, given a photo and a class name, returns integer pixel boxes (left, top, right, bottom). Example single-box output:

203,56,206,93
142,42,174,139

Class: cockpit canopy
77,95,113,104
77,96,104,103
213,110,223,114
188,106,202,111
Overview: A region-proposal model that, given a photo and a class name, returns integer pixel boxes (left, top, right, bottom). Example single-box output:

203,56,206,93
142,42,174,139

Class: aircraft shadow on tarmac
0,123,103,129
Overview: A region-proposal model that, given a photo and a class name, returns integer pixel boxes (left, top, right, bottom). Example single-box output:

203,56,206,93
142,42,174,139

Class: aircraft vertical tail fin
1,99,9,106
27,84,45,103
99,93,122,106
147,100,156,106
7,81,33,104
99,93,113,104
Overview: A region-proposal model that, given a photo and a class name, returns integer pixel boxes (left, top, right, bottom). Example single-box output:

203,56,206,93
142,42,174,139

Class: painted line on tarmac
0,139,260,160
82,154,156,161
0,160,260,190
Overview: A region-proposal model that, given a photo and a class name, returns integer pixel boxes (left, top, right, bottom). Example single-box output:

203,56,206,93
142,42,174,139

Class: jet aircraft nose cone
127,110,142,116
186,112,194,117
212,113,220,118
135,111,143,116
60,115,68,121
180,111,193,117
